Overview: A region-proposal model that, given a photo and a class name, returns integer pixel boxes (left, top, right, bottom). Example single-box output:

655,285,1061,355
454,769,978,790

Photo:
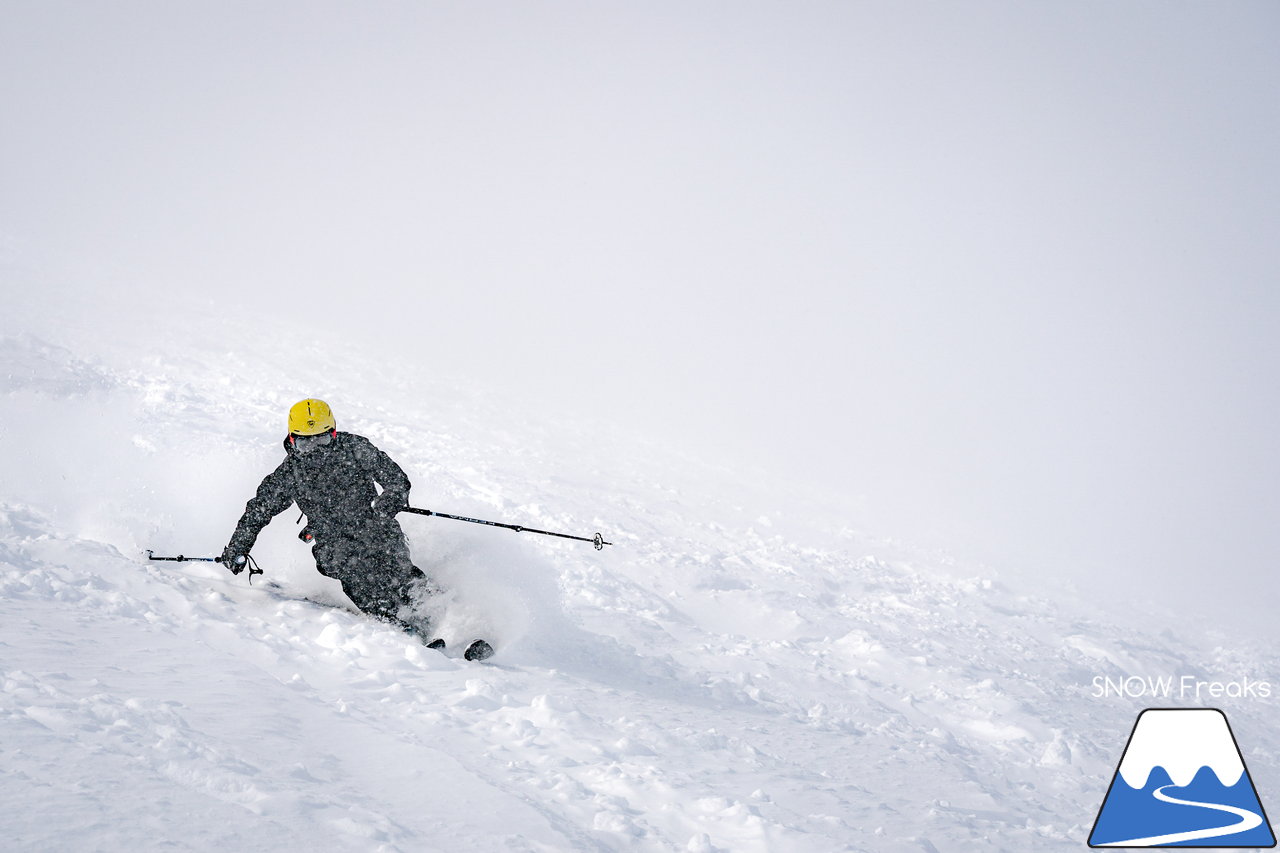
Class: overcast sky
3,1,1278,624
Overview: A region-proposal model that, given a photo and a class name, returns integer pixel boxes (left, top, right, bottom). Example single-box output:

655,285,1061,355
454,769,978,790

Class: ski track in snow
1,329,1277,852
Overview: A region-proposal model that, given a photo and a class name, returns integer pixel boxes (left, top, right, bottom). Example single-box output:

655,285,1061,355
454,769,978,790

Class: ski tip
464,639,494,662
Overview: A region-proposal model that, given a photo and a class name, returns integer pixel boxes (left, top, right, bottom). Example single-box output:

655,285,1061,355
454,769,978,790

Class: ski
145,557,494,660
464,639,495,661
397,627,493,661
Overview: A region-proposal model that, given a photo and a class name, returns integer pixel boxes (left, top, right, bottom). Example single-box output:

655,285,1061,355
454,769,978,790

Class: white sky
3,2,1278,623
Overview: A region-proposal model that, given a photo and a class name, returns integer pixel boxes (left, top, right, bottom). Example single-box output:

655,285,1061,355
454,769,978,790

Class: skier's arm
225,464,294,555
353,435,412,513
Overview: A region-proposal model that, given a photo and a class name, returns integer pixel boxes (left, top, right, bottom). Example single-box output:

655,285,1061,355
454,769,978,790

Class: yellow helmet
288,398,336,436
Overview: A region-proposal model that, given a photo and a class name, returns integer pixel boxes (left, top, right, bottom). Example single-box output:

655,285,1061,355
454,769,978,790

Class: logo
1089,708,1275,847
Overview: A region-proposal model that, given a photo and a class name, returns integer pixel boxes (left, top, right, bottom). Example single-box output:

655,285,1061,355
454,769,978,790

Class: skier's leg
312,521,446,647
311,537,349,581
312,532,406,620
342,518,426,622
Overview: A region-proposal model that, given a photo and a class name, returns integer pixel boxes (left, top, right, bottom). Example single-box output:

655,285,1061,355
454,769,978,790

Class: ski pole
403,507,613,550
145,550,264,581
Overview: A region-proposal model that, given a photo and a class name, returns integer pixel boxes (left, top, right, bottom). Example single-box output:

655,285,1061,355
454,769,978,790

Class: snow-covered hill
2,320,1277,853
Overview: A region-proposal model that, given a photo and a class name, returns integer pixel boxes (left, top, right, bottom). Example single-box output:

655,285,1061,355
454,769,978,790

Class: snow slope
2,314,1277,852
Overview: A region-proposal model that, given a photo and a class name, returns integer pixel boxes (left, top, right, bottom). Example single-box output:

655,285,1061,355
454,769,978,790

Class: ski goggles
291,431,334,453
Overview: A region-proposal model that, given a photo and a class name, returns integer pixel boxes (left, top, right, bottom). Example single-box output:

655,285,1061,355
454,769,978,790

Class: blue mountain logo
1089,708,1275,847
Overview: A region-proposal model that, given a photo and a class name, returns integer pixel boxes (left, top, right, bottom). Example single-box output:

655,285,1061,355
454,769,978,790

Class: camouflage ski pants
311,516,420,620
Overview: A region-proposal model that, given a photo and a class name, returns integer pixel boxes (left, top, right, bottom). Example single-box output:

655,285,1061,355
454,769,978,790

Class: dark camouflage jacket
228,432,411,554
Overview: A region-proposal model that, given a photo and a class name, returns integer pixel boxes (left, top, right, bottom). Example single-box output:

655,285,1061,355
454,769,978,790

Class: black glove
220,547,247,575
372,492,406,518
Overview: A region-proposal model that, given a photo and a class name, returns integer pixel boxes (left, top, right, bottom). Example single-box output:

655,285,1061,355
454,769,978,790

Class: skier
221,398,438,642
